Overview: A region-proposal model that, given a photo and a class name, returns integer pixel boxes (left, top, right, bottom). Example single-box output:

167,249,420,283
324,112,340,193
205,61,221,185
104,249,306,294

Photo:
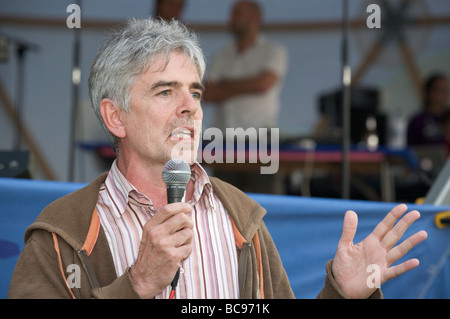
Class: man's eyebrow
150,81,181,91
149,80,205,92
191,82,205,92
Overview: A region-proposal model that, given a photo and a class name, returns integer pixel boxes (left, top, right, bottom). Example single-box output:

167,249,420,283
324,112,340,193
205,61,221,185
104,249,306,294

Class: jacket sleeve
258,220,382,299
8,232,72,298
8,229,140,299
258,222,296,299
90,267,141,299
316,260,383,299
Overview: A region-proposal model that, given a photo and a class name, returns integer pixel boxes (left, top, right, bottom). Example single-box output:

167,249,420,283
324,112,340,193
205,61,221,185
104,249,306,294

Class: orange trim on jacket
52,207,265,299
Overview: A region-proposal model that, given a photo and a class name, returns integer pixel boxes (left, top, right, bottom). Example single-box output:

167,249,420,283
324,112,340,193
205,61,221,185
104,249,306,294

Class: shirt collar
105,160,154,218
233,35,265,55
190,162,215,210
105,160,215,218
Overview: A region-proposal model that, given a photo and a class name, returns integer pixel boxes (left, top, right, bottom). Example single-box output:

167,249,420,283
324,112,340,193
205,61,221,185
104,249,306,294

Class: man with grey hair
9,18,426,300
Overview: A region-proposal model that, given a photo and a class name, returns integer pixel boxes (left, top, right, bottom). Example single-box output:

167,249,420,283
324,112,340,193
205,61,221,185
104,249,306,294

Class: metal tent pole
341,0,351,199
68,0,82,181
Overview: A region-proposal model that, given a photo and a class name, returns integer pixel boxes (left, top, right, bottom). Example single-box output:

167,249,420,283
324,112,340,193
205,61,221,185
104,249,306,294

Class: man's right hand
130,202,193,299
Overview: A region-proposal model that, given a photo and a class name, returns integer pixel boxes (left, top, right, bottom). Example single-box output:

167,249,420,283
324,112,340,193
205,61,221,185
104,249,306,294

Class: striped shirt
96,160,239,299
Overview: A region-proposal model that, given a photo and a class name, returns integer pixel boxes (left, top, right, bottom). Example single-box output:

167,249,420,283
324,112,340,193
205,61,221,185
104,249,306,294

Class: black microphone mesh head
162,158,191,186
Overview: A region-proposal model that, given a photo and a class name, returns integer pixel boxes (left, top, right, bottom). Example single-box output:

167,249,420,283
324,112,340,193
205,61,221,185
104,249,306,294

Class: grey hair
88,18,206,152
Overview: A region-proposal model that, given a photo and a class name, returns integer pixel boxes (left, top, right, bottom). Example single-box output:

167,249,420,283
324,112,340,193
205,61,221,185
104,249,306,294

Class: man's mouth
170,128,193,141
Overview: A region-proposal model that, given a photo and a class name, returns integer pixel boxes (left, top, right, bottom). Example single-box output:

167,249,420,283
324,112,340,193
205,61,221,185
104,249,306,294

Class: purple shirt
407,111,445,145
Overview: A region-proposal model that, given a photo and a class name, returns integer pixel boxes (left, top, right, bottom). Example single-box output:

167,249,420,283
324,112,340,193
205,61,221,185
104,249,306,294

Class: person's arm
8,228,142,299
8,230,78,299
203,71,278,103
8,202,193,299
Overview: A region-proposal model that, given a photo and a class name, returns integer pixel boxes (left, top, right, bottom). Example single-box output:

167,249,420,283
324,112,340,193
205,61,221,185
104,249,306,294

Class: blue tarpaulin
0,177,449,299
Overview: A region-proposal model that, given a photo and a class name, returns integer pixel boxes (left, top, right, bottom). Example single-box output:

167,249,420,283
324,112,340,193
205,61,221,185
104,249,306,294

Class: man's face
430,77,449,108
230,2,256,36
120,52,204,166
157,0,185,21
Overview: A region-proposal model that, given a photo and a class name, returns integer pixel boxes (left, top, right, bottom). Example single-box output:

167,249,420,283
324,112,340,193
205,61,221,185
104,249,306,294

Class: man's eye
160,90,171,96
191,92,202,100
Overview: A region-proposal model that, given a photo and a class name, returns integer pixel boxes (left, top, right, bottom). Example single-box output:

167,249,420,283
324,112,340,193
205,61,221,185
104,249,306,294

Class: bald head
230,0,262,36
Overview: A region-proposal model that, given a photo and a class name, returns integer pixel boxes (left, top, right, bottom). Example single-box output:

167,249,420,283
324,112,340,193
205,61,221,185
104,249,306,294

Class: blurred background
1,0,449,202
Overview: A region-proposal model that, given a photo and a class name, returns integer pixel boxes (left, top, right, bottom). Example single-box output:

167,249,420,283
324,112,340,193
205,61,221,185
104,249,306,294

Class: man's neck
427,103,445,117
115,154,195,210
116,155,168,209
236,30,258,54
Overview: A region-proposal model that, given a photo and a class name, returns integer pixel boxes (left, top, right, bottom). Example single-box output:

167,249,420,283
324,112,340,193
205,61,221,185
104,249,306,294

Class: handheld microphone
162,158,191,299
162,158,191,203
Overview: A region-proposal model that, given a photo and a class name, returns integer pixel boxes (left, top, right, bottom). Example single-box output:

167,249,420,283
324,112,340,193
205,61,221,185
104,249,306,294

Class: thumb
339,210,358,246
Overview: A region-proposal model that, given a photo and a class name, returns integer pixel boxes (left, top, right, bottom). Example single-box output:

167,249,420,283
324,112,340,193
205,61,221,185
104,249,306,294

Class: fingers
386,230,428,265
339,210,358,246
371,204,408,240
374,205,427,283
139,202,193,263
384,258,420,282
381,210,421,250
131,203,194,298
143,202,193,247
148,202,193,230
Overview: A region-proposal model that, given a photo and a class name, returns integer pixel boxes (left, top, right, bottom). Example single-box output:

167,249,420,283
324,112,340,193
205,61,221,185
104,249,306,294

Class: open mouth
170,127,194,141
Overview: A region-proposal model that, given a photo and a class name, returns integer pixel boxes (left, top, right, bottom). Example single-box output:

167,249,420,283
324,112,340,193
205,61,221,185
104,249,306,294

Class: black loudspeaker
318,87,387,145
0,151,31,178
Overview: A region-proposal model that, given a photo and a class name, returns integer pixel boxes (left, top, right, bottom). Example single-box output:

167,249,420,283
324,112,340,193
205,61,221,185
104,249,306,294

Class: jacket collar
26,170,266,255
209,176,266,242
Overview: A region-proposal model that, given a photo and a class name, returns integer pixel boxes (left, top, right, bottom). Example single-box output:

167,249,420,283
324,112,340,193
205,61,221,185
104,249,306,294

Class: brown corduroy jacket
8,173,381,299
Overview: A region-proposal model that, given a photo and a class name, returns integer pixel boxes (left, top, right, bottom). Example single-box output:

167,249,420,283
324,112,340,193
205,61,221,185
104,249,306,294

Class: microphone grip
167,185,186,204
166,185,186,298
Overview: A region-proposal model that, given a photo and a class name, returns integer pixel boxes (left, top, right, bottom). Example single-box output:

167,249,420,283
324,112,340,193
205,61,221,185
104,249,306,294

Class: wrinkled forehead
143,50,203,80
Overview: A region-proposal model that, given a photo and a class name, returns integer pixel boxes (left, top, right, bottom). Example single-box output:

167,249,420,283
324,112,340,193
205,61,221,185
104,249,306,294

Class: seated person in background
407,73,449,146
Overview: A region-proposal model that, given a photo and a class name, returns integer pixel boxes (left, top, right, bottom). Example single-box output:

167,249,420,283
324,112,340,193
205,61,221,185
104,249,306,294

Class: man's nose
178,91,200,116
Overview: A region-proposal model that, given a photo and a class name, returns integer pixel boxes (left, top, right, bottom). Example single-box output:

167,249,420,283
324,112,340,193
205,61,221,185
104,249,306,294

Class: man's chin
169,146,197,165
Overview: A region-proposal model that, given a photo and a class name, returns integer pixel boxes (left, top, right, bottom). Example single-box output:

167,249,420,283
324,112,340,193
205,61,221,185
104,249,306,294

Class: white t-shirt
207,36,288,132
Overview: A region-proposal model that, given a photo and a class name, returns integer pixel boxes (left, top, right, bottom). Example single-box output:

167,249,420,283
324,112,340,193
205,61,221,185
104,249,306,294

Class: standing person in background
203,0,288,193
153,0,185,21
203,0,287,135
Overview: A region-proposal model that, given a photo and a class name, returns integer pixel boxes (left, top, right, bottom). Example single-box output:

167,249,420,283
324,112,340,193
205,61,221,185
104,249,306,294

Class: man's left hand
332,204,428,299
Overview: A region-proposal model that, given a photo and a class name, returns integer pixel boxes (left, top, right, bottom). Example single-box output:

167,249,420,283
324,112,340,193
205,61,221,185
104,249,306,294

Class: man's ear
99,98,126,139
